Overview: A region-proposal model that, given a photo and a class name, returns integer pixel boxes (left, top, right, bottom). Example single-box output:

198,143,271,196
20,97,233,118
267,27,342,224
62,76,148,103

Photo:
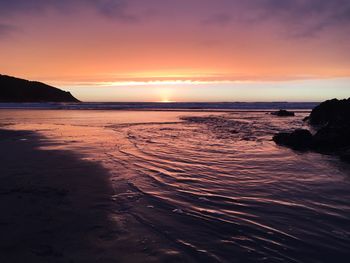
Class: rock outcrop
271,109,295,117
310,98,350,152
273,98,350,163
273,129,313,150
0,74,79,102
308,98,350,126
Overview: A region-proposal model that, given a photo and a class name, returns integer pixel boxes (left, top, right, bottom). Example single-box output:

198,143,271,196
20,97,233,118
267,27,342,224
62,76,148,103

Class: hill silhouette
0,74,79,102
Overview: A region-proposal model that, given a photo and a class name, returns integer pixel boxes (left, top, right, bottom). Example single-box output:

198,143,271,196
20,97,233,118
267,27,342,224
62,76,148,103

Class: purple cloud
0,0,137,21
0,24,16,38
260,0,350,35
0,0,349,37
202,13,232,27
201,0,350,36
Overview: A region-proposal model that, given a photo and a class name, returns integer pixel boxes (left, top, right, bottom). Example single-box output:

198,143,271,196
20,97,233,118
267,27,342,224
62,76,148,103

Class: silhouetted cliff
0,75,79,102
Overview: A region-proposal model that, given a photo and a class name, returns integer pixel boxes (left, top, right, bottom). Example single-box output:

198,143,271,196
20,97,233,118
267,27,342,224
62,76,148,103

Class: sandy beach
0,129,198,263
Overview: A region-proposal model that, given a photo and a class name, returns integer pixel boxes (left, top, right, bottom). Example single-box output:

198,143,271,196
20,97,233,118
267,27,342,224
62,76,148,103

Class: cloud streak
202,0,350,36
1,0,349,35
0,0,137,21
0,24,17,39
261,0,350,36
1,0,349,86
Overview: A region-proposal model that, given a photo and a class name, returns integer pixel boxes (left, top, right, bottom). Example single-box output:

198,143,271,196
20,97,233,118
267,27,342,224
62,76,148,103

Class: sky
0,0,349,102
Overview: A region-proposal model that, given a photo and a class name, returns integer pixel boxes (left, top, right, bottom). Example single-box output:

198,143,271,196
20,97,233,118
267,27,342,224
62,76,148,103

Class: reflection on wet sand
1,110,350,262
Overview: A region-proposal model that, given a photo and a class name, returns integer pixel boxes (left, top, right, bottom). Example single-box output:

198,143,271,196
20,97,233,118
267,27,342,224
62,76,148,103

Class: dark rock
271,110,295,117
273,98,350,163
0,74,80,102
309,98,350,153
309,98,350,126
313,123,350,151
273,129,313,150
340,151,350,163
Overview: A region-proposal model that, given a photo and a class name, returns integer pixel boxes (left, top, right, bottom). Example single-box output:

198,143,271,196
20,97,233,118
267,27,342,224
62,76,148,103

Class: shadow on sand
0,129,131,262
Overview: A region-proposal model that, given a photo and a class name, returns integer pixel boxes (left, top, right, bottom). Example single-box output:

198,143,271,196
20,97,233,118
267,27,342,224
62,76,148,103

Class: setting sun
160,99,172,103
156,87,175,103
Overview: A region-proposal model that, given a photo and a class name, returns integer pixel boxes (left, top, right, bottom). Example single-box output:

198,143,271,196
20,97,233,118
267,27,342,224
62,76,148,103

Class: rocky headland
0,74,79,102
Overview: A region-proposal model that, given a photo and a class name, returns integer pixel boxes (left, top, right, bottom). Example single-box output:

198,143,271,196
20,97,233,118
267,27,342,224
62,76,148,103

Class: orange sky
1,0,349,101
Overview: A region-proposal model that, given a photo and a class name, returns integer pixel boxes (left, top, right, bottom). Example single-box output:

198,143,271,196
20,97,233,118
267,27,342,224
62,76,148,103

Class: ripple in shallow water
2,110,350,262
109,113,350,262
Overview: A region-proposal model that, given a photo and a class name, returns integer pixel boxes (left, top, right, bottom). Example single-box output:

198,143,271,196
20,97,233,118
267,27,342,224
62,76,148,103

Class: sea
1,102,349,262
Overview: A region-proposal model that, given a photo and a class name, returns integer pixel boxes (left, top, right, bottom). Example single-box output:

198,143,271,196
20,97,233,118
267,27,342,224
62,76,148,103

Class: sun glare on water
160,99,173,103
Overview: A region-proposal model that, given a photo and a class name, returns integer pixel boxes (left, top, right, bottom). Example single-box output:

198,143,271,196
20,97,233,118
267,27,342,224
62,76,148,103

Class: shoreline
0,129,118,262
0,102,318,112
0,129,196,262
0,108,313,114
1,107,350,262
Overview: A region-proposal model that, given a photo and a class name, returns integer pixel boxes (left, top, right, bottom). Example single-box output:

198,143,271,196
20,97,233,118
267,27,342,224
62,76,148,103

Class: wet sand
1,109,350,263
0,129,196,263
